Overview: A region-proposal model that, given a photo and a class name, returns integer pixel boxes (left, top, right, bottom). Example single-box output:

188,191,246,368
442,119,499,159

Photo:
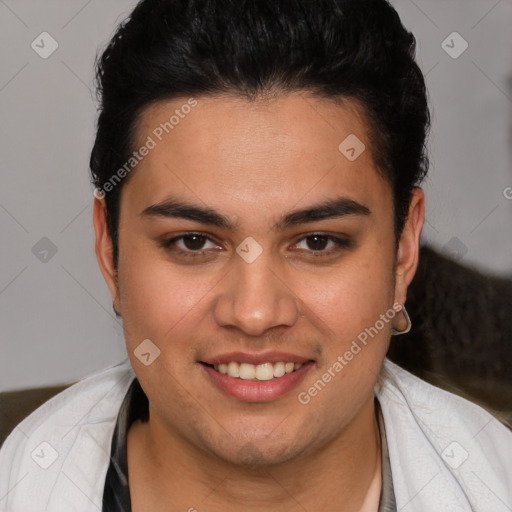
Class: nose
213,252,301,337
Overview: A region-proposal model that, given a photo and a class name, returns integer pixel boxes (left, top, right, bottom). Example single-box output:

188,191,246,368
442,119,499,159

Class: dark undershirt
102,378,396,512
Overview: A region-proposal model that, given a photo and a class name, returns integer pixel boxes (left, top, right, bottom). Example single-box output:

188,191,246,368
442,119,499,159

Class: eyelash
160,232,352,259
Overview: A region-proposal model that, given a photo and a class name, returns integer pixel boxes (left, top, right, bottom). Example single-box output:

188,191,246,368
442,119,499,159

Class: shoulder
378,358,512,512
0,359,135,512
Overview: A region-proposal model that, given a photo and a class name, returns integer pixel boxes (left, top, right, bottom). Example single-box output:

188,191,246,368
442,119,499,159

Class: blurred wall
1,0,511,392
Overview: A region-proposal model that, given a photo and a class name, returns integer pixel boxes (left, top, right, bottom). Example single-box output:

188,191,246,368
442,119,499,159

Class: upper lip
201,351,314,366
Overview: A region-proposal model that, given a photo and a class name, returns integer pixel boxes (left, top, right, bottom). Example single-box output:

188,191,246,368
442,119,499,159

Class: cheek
302,252,395,340
116,241,216,351
294,256,394,417
297,245,395,406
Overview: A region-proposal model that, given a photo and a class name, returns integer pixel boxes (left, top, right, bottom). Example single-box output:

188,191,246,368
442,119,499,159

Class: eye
291,234,352,256
160,232,352,261
161,233,222,258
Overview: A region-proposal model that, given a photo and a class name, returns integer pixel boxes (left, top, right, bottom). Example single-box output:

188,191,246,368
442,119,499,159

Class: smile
210,361,303,380
199,360,314,402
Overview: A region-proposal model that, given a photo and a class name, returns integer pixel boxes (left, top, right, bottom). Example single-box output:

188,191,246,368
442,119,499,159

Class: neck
128,397,381,512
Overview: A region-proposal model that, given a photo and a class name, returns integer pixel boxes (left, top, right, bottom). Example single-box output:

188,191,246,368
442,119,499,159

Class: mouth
201,360,308,381
198,354,315,402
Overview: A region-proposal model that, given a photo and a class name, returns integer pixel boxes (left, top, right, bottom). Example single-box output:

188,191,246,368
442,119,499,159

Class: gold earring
391,306,411,335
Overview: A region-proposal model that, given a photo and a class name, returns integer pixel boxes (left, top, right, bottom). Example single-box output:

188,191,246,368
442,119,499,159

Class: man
1,1,511,511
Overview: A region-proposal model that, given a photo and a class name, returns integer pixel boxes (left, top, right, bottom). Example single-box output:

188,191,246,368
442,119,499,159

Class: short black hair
90,0,430,269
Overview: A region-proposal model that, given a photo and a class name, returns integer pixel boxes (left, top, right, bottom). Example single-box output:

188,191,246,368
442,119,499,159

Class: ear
394,187,425,306
92,196,120,312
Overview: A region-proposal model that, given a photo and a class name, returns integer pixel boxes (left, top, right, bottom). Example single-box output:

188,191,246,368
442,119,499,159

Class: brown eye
181,234,208,250
291,233,352,257
305,235,329,251
160,232,222,259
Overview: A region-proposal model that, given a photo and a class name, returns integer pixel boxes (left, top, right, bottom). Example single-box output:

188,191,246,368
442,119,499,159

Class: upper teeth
214,361,303,380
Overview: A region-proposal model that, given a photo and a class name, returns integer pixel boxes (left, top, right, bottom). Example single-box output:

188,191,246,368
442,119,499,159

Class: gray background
1,0,511,392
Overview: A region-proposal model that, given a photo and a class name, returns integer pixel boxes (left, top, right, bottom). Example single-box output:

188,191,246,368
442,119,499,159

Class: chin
203,429,308,469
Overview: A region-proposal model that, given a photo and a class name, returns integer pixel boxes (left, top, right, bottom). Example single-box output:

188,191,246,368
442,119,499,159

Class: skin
93,92,424,512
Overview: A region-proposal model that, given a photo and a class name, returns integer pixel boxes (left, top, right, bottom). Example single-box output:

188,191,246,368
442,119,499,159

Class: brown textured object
388,245,512,428
0,384,72,446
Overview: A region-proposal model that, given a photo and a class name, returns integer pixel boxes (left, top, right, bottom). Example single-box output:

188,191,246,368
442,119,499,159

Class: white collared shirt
1,358,511,511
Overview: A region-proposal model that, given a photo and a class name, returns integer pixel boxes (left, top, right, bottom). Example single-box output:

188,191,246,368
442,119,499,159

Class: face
94,92,424,466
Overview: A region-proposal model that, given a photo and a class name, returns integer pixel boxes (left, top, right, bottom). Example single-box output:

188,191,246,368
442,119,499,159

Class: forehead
124,92,391,224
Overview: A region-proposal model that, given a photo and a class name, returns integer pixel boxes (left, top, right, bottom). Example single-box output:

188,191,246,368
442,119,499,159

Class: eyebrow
140,196,371,231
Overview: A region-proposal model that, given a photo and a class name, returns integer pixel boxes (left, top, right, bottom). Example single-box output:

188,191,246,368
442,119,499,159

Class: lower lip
199,362,314,402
